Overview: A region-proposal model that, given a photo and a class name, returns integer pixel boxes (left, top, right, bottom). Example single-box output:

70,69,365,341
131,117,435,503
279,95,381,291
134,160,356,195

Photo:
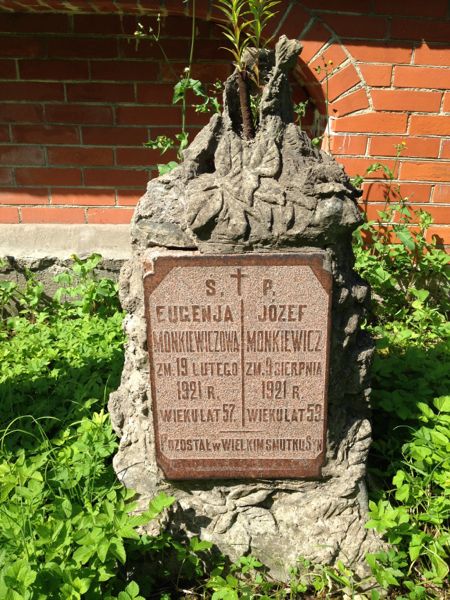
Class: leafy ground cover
0,204,448,599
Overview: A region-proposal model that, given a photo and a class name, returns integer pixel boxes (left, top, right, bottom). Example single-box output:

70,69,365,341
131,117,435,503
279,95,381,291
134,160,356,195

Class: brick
0,168,12,185
0,207,19,223
116,105,180,125
66,83,135,103
309,46,348,82
415,44,450,67
391,19,450,43
433,185,450,203
333,112,408,134
164,0,188,16
183,107,211,127
117,189,142,206
359,64,392,87
83,168,149,186
372,90,442,112
410,116,450,136
116,146,177,166
19,60,89,81
374,0,448,17
394,66,450,90
326,65,361,102
297,23,330,63
0,82,64,101
118,38,168,60
159,15,211,38
344,42,412,64
322,14,387,39
15,168,82,186
45,104,113,125
426,226,450,245
329,135,368,155
136,83,179,104
82,126,148,146
417,205,450,224
363,182,432,203
90,60,159,82
0,60,16,79
159,62,231,83
0,188,49,205
441,140,450,160
330,88,369,117
51,188,116,206
337,157,396,179
48,147,114,166
444,93,450,113
179,40,231,62
21,207,85,224
47,38,118,59
12,124,79,144
0,13,70,33
275,2,310,40
0,145,45,166
300,0,372,10
400,161,450,182
0,38,46,59
73,13,137,34
87,207,134,224
0,103,44,123
0,126,9,142
370,136,440,159
155,38,201,61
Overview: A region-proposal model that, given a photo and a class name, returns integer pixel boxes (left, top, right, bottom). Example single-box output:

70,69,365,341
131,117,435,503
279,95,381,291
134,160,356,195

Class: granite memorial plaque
144,253,332,479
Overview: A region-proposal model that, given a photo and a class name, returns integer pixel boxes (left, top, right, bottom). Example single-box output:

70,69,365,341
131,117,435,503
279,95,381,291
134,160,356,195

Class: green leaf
434,396,450,413
97,538,110,563
157,161,178,175
397,229,416,251
124,581,142,599
110,539,126,564
429,553,449,580
73,544,95,565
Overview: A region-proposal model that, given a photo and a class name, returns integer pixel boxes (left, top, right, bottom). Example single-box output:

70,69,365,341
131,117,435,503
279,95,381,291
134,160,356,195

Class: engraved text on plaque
144,254,332,479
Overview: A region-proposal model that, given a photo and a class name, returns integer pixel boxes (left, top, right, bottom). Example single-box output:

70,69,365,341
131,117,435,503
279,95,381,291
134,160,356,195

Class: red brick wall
0,0,449,246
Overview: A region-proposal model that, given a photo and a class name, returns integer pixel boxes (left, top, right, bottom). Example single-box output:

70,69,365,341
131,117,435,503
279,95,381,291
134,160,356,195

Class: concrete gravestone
109,36,381,575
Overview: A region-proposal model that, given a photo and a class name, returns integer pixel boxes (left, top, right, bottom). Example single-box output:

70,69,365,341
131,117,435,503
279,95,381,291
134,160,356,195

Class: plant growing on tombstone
134,14,222,175
311,56,337,149
216,0,280,139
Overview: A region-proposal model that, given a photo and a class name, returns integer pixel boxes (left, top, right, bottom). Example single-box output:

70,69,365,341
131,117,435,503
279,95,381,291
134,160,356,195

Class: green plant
353,150,450,599
312,57,337,149
135,15,222,175
293,99,308,128
353,145,449,344
216,0,280,139
366,405,449,595
0,258,186,599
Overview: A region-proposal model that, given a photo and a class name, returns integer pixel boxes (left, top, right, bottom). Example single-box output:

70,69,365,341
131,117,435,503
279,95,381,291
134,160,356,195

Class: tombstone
109,36,381,577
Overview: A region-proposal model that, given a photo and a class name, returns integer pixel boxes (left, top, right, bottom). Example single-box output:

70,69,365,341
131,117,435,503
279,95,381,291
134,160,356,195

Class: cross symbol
230,268,247,296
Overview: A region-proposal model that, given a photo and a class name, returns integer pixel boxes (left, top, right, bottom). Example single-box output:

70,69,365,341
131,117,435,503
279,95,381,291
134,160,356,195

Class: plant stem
238,70,255,139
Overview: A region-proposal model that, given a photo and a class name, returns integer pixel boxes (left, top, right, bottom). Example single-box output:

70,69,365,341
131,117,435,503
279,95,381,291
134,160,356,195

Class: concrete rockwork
109,36,382,578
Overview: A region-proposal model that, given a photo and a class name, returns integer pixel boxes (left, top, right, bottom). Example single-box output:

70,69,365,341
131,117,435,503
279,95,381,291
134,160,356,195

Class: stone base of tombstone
109,36,383,579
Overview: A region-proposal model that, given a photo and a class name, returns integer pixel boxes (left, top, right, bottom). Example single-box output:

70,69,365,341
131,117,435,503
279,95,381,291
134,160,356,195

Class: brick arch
266,3,373,149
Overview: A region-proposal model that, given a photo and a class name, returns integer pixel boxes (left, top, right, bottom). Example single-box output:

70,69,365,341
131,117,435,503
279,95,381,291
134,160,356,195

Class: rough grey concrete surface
109,36,382,578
